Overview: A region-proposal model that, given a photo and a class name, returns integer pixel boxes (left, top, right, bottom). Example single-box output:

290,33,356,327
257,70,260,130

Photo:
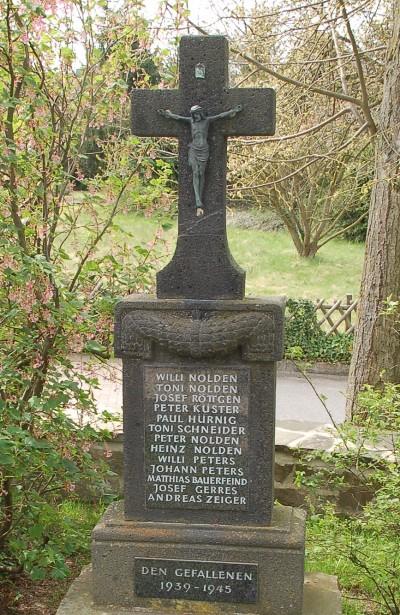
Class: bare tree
173,0,386,257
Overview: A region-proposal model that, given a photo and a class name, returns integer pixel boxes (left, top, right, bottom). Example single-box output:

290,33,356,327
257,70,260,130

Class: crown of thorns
190,105,203,113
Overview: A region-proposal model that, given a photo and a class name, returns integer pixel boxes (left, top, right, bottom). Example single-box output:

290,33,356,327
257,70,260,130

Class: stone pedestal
114,295,285,526
91,501,305,614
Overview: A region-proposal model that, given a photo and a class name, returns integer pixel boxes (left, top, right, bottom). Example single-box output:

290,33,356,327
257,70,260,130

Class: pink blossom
9,281,37,312
42,281,53,304
46,324,57,336
42,308,51,321
1,254,18,271
43,0,59,14
69,333,84,352
33,354,43,369
32,16,46,36
37,224,49,240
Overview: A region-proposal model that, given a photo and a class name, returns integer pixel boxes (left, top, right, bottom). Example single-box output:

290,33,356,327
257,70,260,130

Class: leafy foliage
298,381,400,614
0,252,114,578
340,200,370,243
285,299,352,363
0,0,169,580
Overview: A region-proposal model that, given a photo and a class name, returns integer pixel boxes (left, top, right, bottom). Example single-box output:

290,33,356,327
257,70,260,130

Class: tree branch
0,477,13,543
232,107,353,144
338,0,377,135
251,46,385,67
4,0,28,252
183,12,363,106
231,121,368,191
68,146,150,293
330,22,365,126
318,209,369,248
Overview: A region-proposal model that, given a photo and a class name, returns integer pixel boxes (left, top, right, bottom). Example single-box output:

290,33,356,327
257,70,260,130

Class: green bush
0,363,114,579
285,298,352,363
299,381,400,614
340,200,369,243
0,0,160,582
0,250,116,579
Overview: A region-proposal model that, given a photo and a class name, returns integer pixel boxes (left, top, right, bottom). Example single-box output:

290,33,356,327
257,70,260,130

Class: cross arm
223,88,276,136
131,89,184,137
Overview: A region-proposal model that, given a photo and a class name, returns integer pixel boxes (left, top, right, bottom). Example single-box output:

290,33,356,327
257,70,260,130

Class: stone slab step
56,565,341,615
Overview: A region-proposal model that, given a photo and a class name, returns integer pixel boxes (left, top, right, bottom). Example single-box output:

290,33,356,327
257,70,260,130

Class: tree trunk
300,241,319,258
346,7,400,419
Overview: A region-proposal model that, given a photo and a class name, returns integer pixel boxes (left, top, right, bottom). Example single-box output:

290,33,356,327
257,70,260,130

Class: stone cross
131,36,275,299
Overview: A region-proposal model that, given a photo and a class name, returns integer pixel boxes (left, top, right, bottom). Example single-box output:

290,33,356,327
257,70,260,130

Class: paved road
276,372,347,427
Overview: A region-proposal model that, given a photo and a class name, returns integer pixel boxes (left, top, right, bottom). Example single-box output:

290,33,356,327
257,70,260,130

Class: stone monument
57,35,341,615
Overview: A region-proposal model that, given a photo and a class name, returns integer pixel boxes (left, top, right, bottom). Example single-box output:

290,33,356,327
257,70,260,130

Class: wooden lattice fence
315,294,358,335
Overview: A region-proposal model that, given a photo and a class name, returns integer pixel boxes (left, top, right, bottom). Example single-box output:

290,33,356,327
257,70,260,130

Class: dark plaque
144,366,249,511
134,558,258,603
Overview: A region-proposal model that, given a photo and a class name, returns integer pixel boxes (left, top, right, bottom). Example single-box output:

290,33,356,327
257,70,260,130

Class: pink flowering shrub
0,0,167,580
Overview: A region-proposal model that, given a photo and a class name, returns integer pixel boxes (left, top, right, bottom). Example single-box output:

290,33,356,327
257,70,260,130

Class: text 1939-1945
134,558,258,603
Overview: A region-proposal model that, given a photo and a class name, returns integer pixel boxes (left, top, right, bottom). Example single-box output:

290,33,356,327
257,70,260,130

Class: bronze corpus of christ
158,104,243,216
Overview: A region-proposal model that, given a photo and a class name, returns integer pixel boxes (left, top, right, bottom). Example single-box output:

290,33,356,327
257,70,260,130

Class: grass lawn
228,226,364,300
108,210,365,300
63,192,364,300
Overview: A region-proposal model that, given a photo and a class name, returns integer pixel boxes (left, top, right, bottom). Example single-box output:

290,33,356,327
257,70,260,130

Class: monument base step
56,566,342,615
91,502,306,614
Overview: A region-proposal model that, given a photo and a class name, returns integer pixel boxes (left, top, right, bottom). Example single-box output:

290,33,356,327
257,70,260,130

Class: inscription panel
144,366,249,511
134,558,258,603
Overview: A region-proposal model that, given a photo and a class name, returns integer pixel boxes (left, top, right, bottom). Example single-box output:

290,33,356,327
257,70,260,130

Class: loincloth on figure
188,143,209,170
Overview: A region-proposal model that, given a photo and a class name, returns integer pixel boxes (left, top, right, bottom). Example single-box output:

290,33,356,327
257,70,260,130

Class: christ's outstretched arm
208,104,243,122
158,109,190,122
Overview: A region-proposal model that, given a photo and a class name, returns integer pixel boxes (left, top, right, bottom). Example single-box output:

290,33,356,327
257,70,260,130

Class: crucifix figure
158,104,243,216
130,36,276,300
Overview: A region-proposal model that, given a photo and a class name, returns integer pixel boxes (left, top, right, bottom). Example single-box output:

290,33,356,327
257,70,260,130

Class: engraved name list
144,366,250,510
